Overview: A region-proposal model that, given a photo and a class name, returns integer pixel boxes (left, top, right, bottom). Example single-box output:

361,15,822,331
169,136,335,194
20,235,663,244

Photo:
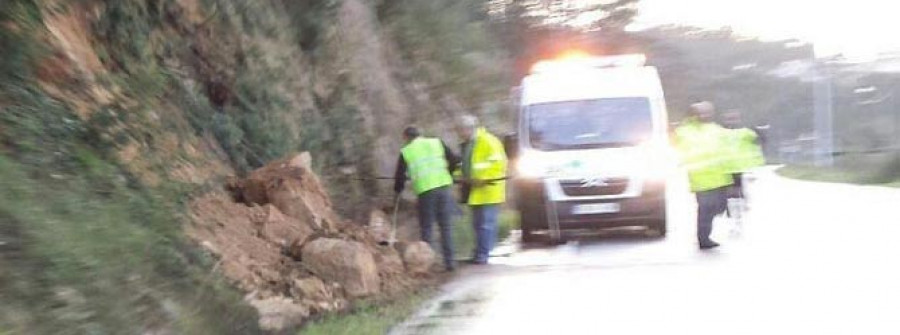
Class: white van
508,54,673,243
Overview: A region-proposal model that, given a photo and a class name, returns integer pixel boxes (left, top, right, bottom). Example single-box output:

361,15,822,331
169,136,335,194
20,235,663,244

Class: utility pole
813,58,835,167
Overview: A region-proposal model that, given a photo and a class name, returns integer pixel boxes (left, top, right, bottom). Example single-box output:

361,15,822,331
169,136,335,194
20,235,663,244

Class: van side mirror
503,133,519,160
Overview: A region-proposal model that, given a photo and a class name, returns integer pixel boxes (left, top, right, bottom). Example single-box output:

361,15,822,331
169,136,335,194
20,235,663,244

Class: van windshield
527,97,654,151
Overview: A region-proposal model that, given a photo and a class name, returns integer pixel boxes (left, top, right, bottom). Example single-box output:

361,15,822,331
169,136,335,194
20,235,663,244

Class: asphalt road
390,168,900,335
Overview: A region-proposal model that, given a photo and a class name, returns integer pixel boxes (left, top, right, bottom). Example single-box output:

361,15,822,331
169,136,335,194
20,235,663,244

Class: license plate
572,203,621,215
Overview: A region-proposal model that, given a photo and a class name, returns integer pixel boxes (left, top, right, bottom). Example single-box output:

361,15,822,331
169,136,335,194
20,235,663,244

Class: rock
373,246,405,275
301,238,380,297
291,277,331,302
247,296,308,332
396,241,436,275
267,176,339,232
239,176,270,206
285,239,306,261
200,240,220,255
251,205,314,249
287,152,313,170
225,152,340,232
367,210,391,243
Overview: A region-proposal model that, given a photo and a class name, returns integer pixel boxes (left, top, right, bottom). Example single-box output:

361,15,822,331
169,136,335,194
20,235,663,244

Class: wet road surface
390,168,900,335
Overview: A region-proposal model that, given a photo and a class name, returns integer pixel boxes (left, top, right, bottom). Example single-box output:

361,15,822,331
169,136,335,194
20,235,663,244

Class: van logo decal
580,177,609,188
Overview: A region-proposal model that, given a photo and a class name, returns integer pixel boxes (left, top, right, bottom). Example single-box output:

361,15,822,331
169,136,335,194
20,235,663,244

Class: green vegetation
0,3,263,332
778,165,867,184
780,153,900,187
0,153,260,334
301,291,433,335
382,0,508,103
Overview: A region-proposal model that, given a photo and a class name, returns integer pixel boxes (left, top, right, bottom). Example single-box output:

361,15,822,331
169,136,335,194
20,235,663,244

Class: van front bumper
515,177,665,230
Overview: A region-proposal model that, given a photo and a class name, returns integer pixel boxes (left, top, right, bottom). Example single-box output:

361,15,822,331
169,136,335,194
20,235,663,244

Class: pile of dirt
187,153,437,332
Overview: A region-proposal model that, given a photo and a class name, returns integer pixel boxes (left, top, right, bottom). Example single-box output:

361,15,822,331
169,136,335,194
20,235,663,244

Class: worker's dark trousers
417,186,455,269
696,187,729,245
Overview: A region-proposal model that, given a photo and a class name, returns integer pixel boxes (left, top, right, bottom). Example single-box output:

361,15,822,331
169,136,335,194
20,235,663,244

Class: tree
485,0,641,78
487,0,638,29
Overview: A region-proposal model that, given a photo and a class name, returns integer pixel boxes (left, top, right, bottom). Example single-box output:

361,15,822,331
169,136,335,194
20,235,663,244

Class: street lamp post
813,59,835,167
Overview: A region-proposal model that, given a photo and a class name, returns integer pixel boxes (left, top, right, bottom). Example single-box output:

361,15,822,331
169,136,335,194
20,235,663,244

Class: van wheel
519,212,545,244
521,226,540,244
517,198,546,245
648,219,667,237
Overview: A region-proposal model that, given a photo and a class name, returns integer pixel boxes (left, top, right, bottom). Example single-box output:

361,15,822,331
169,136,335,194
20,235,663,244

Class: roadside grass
778,165,870,184
778,162,900,188
0,155,261,334
300,290,433,335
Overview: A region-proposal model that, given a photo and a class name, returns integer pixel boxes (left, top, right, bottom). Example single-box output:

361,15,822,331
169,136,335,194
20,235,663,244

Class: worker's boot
727,198,744,238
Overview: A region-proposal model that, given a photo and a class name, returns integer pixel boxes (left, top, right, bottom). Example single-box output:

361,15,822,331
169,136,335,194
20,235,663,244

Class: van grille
559,178,629,197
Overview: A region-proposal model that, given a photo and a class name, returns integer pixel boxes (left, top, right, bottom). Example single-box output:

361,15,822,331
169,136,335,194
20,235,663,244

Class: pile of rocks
187,153,437,331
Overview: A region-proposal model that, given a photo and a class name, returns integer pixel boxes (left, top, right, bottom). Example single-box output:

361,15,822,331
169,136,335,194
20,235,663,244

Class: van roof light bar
531,54,647,74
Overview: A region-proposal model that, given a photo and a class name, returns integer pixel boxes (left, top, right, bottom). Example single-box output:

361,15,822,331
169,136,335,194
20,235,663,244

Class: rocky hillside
0,0,509,333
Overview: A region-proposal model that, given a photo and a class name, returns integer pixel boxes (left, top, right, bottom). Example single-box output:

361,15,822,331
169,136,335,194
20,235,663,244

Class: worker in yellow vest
455,115,507,265
674,102,734,249
720,110,767,235
394,126,460,271
722,110,766,199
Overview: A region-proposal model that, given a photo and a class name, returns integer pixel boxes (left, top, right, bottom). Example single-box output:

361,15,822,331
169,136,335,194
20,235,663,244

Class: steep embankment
0,0,507,333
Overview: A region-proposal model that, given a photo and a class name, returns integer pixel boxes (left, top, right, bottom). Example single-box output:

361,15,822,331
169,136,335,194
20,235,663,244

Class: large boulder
232,153,341,232
396,241,437,275
247,296,308,332
301,238,380,297
373,246,405,275
251,205,314,249
267,176,338,231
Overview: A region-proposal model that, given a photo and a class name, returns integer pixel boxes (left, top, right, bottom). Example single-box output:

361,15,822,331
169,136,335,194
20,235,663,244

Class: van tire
648,219,667,237
517,194,547,244
521,226,540,243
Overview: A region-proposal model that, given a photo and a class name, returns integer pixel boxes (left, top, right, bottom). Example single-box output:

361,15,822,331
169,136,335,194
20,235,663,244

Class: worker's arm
393,155,407,194
442,140,461,173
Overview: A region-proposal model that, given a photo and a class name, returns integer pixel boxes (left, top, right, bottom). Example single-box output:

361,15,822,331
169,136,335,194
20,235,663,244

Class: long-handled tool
354,176,511,183
378,194,402,247
352,176,399,181
369,175,511,247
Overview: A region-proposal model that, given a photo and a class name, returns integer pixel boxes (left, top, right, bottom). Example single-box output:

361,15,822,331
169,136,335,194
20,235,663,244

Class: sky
631,0,900,59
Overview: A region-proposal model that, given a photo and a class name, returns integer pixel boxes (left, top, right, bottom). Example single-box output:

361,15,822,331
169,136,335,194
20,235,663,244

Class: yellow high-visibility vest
401,137,453,195
674,120,734,192
725,128,766,173
465,128,507,205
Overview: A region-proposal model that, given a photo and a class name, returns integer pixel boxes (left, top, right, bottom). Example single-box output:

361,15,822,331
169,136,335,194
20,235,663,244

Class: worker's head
402,126,421,143
456,114,478,141
722,109,743,128
689,101,716,123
